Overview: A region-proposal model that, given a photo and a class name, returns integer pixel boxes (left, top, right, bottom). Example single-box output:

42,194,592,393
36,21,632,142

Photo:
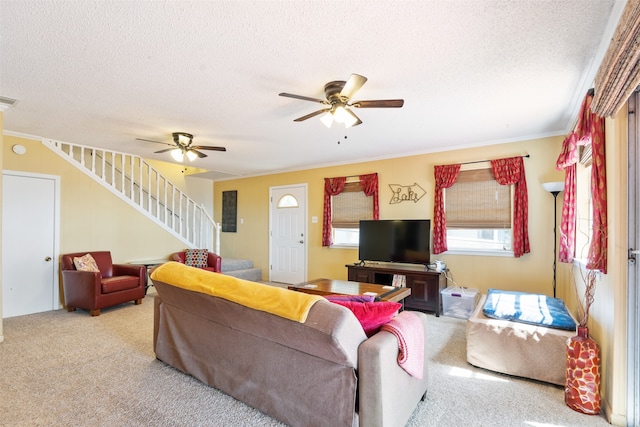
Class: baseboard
604,397,626,426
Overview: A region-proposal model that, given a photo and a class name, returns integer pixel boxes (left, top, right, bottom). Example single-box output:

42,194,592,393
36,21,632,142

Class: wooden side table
128,258,169,293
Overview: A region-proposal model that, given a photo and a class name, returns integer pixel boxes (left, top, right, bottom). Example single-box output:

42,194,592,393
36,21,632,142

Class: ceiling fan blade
345,108,363,127
136,137,172,146
154,148,175,154
192,145,227,152
279,92,328,104
294,108,331,122
340,74,367,100
352,99,404,108
189,149,208,158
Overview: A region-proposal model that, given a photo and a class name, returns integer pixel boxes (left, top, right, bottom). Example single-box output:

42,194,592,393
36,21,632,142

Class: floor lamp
542,181,565,298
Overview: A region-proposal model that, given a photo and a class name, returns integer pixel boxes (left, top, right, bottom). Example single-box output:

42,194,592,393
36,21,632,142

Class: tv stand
346,263,446,316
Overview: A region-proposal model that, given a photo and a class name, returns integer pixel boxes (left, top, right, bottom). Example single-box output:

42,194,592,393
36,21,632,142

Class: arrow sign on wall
389,183,426,204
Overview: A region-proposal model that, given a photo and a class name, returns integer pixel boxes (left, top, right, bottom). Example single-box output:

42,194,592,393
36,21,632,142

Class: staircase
42,138,220,252
221,258,263,282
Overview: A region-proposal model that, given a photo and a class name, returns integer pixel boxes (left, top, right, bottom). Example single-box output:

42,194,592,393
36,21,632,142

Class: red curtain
587,106,608,273
432,164,461,254
490,157,530,258
556,92,607,273
322,177,346,246
359,173,380,220
556,133,579,263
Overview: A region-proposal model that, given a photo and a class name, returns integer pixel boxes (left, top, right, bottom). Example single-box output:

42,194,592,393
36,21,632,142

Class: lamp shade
542,181,564,193
320,112,334,128
171,149,184,162
185,150,198,162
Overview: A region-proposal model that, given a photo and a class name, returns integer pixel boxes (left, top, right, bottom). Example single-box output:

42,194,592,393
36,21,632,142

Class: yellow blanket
150,262,323,323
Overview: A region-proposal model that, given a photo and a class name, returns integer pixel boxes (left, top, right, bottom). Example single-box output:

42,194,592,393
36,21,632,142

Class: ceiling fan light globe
333,106,349,124
186,150,198,162
320,112,334,128
171,149,184,162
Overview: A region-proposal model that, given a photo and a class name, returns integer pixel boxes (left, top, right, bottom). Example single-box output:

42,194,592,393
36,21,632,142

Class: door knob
299,240,304,244
45,256,52,261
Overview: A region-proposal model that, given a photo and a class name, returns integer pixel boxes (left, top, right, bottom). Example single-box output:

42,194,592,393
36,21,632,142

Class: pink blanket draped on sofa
381,311,424,379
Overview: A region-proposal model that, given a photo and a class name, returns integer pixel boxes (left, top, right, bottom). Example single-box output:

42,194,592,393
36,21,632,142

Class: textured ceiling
0,0,624,180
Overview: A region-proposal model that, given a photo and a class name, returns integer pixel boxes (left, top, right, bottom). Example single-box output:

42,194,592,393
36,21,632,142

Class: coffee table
288,278,411,306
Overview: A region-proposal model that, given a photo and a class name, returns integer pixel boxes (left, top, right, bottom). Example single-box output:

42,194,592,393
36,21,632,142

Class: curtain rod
460,154,530,166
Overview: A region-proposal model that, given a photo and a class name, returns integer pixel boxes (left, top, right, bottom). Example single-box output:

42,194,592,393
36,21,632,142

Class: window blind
332,181,374,228
445,168,511,228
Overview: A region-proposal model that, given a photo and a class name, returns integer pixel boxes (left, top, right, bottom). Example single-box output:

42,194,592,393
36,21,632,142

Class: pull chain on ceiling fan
279,73,404,128
136,132,226,162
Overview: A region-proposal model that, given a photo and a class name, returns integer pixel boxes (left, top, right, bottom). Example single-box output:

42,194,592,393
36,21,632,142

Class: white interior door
269,184,307,284
2,172,59,318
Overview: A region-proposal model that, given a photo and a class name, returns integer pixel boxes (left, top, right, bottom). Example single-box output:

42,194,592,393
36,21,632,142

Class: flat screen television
358,219,431,265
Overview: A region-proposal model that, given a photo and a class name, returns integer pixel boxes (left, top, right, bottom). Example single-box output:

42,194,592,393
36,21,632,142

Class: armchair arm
112,264,146,287
61,270,102,308
207,253,222,272
172,252,186,263
357,311,429,427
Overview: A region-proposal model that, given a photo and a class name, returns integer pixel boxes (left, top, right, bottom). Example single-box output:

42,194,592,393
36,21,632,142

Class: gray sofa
151,264,428,427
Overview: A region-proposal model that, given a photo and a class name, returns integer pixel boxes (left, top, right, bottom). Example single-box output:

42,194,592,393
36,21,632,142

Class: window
323,173,378,247
277,194,298,208
331,181,374,247
575,145,593,260
444,165,513,253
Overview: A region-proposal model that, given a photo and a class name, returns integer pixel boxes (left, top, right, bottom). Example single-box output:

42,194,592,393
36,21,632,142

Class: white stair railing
42,138,221,252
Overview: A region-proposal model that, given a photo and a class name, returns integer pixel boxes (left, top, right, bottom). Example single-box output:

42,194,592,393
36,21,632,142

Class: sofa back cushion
152,262,321,322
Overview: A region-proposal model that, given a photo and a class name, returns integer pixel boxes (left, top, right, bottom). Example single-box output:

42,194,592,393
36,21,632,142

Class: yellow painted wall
0,112,4,341
214,135,566,296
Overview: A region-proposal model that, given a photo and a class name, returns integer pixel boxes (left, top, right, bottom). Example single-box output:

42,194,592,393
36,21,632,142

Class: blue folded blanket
483,289,577,331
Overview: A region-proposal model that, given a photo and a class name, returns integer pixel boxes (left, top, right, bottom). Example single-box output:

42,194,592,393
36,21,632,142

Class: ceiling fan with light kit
279,73,404,128
136,132,226,162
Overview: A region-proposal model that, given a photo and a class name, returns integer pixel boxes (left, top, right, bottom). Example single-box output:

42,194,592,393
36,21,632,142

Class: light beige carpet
0,288,610,426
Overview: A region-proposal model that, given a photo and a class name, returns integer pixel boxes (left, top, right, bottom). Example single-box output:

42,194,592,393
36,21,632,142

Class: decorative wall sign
389,183,426,204
222,190,237,232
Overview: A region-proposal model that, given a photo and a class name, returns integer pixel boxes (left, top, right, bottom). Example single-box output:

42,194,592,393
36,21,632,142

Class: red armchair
61,251,146,316
171,250,222,272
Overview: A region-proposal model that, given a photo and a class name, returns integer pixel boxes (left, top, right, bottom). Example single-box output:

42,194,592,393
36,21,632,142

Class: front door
269,184,307,284
2,171,59,318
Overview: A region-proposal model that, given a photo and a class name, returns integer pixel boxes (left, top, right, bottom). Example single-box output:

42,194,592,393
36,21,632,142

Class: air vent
0,96,18,110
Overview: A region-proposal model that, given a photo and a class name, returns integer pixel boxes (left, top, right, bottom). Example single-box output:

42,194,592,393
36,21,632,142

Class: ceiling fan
279,73,404,128
136,132,226,162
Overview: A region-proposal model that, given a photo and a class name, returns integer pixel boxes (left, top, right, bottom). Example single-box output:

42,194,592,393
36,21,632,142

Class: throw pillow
185,249,209,268
330,300,402,337
73,253,100,272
